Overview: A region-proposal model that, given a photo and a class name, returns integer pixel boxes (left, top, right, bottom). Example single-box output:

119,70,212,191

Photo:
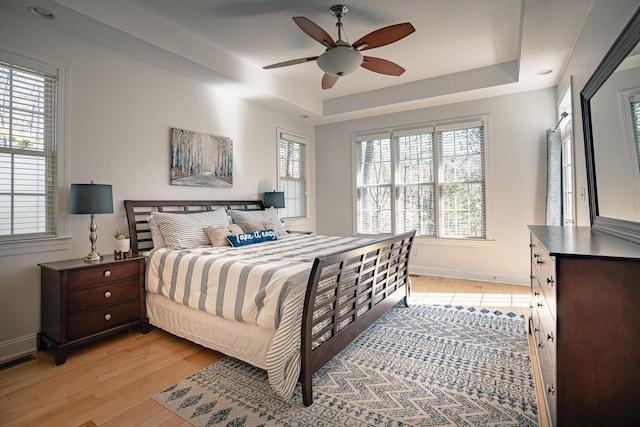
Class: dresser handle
103,270,112,277
537,301,543,307
538,341,543,348
104,291,112,299
104,313,112,321
547,385,556,395
546,277,555,286
536,258,544,265
547,332,555,342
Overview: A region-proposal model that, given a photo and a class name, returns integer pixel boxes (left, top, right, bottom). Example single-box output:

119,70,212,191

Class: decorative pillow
204,224,243,247
146,215,166,248
151,208,229,249
226,229,278,247
243,220,277,232
228,207,286,236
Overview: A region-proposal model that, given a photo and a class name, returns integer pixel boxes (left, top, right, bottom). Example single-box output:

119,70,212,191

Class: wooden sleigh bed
124,199,415,406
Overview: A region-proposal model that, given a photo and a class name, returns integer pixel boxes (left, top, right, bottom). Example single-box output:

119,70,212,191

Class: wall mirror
581,6,640,244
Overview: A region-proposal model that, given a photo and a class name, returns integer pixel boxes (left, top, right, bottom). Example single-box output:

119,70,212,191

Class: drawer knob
536,258,544,265
104,291,112,299
537,301,544,307
104,270,112,277
104,313,112,321
547,332,555,342
546,277,555,287
547,385,556,395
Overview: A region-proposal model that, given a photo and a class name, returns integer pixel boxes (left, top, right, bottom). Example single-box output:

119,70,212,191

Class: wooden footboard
124,200,415,407
300,230,415,406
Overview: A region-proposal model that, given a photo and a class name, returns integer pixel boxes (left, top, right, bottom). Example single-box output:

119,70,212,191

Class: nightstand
38,254,149,365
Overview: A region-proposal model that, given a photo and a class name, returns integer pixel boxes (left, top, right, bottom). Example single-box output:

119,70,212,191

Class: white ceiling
3,0,594,123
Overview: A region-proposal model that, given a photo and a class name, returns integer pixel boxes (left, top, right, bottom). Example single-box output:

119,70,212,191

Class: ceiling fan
263,5,415,89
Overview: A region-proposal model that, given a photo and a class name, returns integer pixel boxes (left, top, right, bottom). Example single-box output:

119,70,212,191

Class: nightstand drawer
68,300,140,340
68,280,139,314
67,262,140,290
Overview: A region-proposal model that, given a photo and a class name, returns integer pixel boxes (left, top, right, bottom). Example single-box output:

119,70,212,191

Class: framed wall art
170,127,233,187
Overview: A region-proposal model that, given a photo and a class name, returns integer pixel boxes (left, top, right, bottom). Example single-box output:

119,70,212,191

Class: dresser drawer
68,300,141,340
68,280,139,315
531,302,558,426
67,262,140,290
531,238,557,315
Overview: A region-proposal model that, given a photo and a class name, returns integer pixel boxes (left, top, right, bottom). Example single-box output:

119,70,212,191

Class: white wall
316,89,556,285
557,0,640,227
0,9,315,361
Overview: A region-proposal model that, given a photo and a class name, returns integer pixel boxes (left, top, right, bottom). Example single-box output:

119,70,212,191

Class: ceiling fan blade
293,17,336,47
353,23,415,51
322,74,339,89
263,56,318,69
361,56,406,76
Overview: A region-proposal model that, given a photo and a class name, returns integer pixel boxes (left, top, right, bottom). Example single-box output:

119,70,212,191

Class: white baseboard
409,266,530,286
0,333,37,363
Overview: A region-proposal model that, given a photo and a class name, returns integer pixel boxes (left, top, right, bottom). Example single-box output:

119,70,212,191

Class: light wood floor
0,276,544,427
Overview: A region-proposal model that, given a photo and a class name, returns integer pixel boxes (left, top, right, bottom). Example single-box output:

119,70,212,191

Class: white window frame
0,45,70,256
352,117,493,245
276,128,308,220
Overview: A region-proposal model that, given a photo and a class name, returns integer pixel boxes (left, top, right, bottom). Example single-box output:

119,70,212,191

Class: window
278,130,307,219
355,119,487,239
558,86,575,225
630,96,640,171
0,59,58,242
622,89,640,217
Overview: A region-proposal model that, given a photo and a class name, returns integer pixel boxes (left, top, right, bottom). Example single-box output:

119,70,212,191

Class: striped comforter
145,233,371,399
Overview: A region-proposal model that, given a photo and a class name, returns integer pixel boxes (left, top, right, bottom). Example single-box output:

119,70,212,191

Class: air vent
0,354,36,371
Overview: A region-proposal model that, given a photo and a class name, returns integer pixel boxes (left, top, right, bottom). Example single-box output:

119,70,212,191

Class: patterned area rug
153,304,538,426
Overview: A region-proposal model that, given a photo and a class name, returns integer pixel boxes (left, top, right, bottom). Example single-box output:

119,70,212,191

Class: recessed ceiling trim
324,61,520,116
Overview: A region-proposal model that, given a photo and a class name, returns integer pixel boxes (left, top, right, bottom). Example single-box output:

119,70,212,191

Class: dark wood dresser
38,254,149,364
528,225,640,426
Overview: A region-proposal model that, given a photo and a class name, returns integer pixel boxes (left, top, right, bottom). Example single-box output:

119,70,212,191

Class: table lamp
263,190,285,209
69,182,113,261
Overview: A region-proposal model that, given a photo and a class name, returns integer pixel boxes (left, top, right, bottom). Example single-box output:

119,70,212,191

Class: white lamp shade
317,44,363,77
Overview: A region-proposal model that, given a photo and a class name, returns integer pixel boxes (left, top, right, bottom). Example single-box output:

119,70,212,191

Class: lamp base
83,250,103,262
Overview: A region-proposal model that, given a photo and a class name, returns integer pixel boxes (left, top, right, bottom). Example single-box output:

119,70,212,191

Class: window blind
0,61,57,240
355,133,392,234
630,97,640,173
436,122,486,238
278,130,307,219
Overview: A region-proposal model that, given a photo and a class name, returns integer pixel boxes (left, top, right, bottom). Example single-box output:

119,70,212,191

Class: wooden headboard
124,199,264,254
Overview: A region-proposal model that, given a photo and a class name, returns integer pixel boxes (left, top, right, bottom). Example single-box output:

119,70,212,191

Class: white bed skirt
146,292,274,370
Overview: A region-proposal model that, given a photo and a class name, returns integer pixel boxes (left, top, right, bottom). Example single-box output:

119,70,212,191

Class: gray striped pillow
152,209,229,249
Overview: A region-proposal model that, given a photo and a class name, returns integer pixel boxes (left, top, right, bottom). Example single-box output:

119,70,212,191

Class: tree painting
170,128,233,187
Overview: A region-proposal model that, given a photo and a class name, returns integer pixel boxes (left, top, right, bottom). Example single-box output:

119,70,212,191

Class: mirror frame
581,6,640,244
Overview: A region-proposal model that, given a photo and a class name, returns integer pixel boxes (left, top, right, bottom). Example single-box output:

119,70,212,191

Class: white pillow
151,208,229,249
228,207,286,236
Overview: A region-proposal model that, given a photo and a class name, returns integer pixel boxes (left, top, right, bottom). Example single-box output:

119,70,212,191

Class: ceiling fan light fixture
317,44,363,77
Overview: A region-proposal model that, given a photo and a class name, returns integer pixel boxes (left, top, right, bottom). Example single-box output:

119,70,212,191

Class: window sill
0,236,72,257
355,234,495,249
414,236,495,248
